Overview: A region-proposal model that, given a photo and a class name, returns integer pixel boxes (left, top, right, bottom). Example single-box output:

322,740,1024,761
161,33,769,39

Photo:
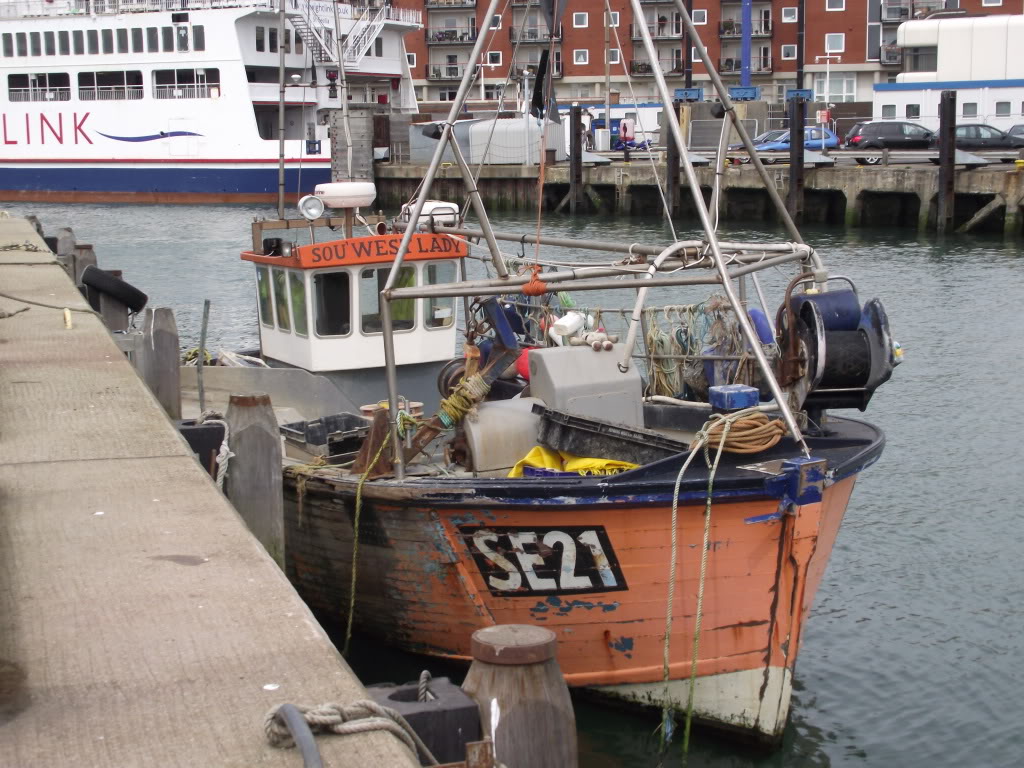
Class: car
728,129,787,151
845,121,933,165
930,124,1024,161
1006,124,1024,138
753,126,839,163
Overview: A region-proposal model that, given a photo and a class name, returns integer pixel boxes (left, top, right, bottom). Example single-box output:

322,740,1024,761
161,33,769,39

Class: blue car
752,126,839,164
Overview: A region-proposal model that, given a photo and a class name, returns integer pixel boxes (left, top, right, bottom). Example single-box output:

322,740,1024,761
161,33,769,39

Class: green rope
438,373,489,428
342,431,392,657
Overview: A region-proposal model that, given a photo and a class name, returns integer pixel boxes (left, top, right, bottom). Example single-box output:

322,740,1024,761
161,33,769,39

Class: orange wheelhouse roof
241,232,467,270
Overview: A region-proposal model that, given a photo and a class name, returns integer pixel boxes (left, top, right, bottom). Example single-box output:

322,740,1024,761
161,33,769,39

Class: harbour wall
374,163,1024,236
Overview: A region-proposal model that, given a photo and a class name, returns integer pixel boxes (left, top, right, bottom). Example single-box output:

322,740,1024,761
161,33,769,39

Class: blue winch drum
792,288,861,331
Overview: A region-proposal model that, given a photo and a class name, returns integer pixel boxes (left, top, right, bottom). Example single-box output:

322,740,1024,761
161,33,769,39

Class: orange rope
521,263,548,296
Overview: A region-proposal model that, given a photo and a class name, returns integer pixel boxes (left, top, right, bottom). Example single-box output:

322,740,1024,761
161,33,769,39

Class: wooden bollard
225,392,284,567
461,625,577,768
137,307,181,419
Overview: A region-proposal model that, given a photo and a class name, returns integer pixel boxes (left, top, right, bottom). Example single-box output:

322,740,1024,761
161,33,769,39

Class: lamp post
814,54,841,152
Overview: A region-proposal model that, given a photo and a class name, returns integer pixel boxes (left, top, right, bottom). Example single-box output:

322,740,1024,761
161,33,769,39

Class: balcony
511,0,539,5
509,26,561,43
718,56,772,74
629,22,684,40
425,0,475,8
428,64,471,80
512,60,563,78
629,59,687,77
719,20,772,38
426,27,478,45
881,44,903,65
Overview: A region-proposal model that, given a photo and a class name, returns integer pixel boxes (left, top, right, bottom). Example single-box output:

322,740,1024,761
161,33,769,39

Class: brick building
394,0,1020,105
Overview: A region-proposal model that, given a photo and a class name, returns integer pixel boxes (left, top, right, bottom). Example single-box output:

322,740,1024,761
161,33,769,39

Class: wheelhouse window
256,266,273,327
153,68,220,99
272,268,291,332
79,70,143,101
314,272,351,337
423,262,456,329
289,272,308,337
8,72,71,102
360,266,415,334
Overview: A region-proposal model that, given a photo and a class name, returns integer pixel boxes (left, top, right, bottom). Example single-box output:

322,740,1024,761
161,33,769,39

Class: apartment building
394,0,1019,105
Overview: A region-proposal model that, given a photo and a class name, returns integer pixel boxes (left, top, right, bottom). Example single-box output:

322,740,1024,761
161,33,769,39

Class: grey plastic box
528,345,644,428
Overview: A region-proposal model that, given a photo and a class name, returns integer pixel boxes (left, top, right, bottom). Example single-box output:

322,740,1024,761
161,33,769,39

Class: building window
573,49,588,65
692,9,707,24
995,101,1011,116
256,26,265,52
813,71,856,102
781,44,796,60
407,52,416,67
484,83,504,100
573,12,588,28
607,48,620,64
487,50,501,66
423,262,456,329
361,267,415,334
131,28,143,53
981,0,1001,5
906,104,920,119
489,15,501,30
904,46,936,72
881,104,896,118
782,7,798,22
826,0,844,10
439,87,457,100
193,25,205,52
313,272,351,336
962,102,977,118
825,33,844,53
605,11,619,27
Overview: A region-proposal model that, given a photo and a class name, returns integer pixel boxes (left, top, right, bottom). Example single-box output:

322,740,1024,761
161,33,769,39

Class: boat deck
0,216,418,766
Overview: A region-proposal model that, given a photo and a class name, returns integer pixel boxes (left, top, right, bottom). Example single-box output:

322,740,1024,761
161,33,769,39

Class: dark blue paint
0,165,330,194
97,130,203,142
744,511,783,524
609,636,634,653
545,596,620,614
874,78,1024,92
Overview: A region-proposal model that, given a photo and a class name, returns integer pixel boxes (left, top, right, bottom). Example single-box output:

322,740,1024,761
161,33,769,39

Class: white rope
200,412,234,491
264,699,439,765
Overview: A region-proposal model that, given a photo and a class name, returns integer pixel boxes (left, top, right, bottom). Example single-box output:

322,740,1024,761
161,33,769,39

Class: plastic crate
280,412,370,464
532,405,688,465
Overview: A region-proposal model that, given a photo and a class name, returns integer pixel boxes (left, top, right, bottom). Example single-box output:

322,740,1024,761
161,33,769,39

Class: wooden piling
936,90,957,234
787,96,805,223
225,392,284,566
138,307,182,420
569,105,584,215
666,101,681,216
461,624,577,768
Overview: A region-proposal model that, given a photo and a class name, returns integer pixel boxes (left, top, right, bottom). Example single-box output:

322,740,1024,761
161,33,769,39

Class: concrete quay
374,162,1024,235
0,215,418,767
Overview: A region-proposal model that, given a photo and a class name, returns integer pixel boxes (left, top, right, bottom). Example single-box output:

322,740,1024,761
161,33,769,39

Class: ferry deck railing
0,0,419,22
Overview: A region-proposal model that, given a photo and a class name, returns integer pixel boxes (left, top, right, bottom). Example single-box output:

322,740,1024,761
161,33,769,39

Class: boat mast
276,0,287,218
630,0,809,449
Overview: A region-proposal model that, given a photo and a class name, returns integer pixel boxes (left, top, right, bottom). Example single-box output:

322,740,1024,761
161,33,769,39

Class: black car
930,124,1024,159
1010,124,1024,138
845,121,933,165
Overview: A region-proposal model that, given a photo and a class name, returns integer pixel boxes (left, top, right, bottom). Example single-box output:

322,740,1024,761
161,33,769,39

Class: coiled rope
438,373,489,429
661,407,783,759
264,698,438,766
199,411,234,491
418,670,436,702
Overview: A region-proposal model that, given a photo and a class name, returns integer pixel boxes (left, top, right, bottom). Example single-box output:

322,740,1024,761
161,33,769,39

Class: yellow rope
342,431,391,657
284,455,328,530
437,373,489,428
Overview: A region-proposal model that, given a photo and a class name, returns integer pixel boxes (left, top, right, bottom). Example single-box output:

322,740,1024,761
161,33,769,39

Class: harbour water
6,201,1022,767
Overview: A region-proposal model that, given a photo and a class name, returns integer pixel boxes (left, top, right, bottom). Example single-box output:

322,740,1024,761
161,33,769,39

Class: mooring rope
264,698,439,766
437,373,489,428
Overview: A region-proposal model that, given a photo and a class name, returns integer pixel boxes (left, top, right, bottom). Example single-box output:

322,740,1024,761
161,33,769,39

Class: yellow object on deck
508,445,639,478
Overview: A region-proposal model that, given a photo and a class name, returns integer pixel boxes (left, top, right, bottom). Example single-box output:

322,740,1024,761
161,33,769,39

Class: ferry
0,0,421,202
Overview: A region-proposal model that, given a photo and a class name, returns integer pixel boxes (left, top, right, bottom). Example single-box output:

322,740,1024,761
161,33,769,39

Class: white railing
79,85,145,100
8,87,72,102
1,0,418,20
154,83,219,98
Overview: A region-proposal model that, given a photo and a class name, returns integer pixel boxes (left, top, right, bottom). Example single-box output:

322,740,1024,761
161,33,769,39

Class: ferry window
269,27,278,53
256,26,265,52
423,262,456,329
313,272,351,337
147,28,158,53
117,29,128,54
272,268,291,332
995,101,1011,116
16,33,26,57
193,26,205,51
283,29,291,53
256,266,273,327
59,31,70,55
162,27,174,52
360,267,415,333
73,30,83,55
30,32,41,56
102,29,113,54
44,31,55,56
906,104,920,119
374,38,383,57
294,31,302,54
12,73,70,102
289,272,308,337
881,104,896,119
132,28,143,53
177,27,188,52
2,34,11,58
154,68,218,98
87,30,98,55
904,46,936,73
962,103,977,118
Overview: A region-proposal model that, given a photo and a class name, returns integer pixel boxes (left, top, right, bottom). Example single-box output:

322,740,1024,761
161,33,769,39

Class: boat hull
284,459,861,744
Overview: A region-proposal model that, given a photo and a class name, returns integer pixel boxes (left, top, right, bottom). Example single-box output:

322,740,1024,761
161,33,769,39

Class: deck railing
0,0,419,21
153,83,219,99
8,87,72,102
79,85,145,100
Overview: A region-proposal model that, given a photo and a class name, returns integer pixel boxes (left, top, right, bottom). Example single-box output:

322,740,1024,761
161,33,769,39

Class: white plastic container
550,311,593,337
401,199,460,230
314,181,377,209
